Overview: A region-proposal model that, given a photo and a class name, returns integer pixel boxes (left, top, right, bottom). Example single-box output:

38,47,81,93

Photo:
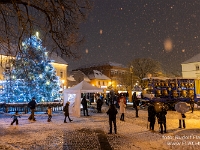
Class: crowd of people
9,93,194,136
104,92,194,135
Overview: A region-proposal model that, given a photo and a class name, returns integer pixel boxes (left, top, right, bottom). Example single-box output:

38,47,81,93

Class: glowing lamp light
36,32,39,38
12,75,16,79
41,97,45,102
45,66,50,71
39,74,43,78
62,80,65,84
45,52,48,56
46,80,50,85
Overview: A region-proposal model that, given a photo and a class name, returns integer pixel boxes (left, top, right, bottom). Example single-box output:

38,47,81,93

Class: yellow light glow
36,32,39,38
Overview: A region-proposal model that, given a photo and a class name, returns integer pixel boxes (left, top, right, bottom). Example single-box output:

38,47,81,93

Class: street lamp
130,65,133,91
62,80,65,89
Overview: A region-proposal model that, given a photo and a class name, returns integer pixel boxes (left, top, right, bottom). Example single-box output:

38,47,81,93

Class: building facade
73,62,129,91
181,53,200,78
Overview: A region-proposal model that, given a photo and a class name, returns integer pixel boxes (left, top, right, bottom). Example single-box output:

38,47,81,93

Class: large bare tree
129,58,163,88
0,0,92,58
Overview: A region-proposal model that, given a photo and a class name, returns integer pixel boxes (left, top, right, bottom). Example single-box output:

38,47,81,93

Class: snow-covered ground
1,104,200,150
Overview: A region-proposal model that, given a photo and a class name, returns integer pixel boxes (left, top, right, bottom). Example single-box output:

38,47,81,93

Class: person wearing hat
28,97,37,121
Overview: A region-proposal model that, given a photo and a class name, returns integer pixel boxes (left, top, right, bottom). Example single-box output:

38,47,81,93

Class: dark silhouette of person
190,97,195,113
148,102,156,131
63,101,73,123
106,104,118,134
96,98,103,113
133,97,140,117
132,92,137,108
156,107,167,134
81,96,89,116
11,111,21,125
28,97,37,121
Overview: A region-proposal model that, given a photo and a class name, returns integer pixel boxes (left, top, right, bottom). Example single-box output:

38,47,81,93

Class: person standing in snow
178,113,186,128
11,111,21,125
96,97,103,113
133,96,140,117
47,106,52,122
28,97,37,121
190,96,195,113
148,102,156,131
132,92,137,108
156,107,167,134
63,101,73,123
106,104,118,134
81,96,89,116
119,95,126,121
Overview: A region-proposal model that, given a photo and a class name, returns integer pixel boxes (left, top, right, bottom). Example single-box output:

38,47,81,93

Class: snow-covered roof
88,70,110,80
67,75,76,81
68,70,90,82
142,76,170,81
182,53,200,64
48,52,68,65
65,80,103,92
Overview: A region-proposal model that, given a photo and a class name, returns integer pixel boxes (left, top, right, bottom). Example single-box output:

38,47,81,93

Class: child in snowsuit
11,111,21,125
47,106,52,122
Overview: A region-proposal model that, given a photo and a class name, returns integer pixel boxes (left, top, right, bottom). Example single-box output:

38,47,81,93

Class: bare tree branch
0,0,92,59
129,58,163,88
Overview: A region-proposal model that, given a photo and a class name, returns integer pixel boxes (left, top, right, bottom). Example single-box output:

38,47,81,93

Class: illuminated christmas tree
3,34,61,103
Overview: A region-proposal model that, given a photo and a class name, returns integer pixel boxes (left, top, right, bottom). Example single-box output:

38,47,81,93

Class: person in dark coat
190,97,195,113
63,101,73,123
11,111,21,125
96,98,103,113
148,102,156,131
106,104,118,134
132,92,137,108
156,107,167,134
133,97,140,117
81,96,89,116
28,97,37,121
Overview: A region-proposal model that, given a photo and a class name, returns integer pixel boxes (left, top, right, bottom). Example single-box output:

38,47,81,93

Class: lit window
196,65,199,71
60,71,63,78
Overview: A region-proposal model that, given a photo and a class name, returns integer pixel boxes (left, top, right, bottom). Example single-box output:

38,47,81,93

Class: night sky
67,0,200,75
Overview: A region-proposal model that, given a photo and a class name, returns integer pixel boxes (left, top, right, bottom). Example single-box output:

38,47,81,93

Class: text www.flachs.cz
167,141,200,146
